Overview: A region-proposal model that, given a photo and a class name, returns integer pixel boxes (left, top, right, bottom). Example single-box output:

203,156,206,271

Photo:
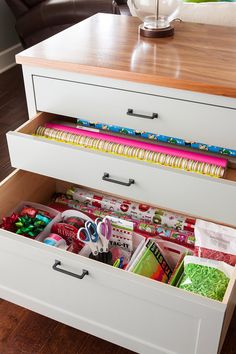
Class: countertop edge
16,55,236,99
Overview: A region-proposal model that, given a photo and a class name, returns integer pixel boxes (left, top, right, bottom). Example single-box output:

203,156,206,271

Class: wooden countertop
16,13,236,98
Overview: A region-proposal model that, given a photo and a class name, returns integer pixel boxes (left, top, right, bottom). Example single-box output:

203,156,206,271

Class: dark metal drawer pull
53,260,89,279
127,108,158,120
102,172,135,187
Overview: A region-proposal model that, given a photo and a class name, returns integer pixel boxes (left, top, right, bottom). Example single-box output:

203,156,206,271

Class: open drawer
6,112,236,227
32,75,236,150
0,169,236,354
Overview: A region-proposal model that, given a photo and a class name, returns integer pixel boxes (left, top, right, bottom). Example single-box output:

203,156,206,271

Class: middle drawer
6,112,236,227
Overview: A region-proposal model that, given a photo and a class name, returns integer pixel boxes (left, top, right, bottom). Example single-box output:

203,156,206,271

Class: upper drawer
6,112,236,227
33,75,236,150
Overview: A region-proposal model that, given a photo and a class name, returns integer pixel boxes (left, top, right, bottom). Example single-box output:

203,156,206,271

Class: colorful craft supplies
132,239,173,283
194,219,236,266
77,118,236,157
78,217,138,265
168,255,185,286
143,223,195,248
50,210,92,251
51,222,81,245
43,234,67,249
2,195,233,302
0,204,54,238
113,256,124,269
35,123,227,178
178,256,234,301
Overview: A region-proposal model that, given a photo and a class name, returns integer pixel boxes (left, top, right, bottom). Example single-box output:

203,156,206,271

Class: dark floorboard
0,65,28,180
0,66,235,353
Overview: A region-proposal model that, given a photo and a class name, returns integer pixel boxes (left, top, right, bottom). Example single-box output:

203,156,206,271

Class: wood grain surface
0,66,235,353
16,14,236,98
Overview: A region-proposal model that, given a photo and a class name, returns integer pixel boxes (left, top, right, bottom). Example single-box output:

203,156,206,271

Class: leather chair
6,0,130,48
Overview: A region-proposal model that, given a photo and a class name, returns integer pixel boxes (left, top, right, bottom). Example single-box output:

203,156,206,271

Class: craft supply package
2,14,236,354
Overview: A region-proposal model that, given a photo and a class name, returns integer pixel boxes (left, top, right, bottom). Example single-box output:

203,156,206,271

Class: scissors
96,217,112,252
77,220,102,255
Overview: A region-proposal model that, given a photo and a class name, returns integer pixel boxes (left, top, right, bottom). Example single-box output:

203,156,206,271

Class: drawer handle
52,260,89,279
102,172,135,186
127,108,158,120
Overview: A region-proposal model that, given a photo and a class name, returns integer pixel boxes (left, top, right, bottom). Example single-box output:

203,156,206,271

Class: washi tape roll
43,233,67,249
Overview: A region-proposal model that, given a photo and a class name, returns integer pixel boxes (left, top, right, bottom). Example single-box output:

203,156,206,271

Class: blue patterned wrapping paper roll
77,118,236,157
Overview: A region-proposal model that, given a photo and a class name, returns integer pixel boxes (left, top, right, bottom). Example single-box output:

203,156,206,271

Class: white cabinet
3,14,236,354
2,67,236,354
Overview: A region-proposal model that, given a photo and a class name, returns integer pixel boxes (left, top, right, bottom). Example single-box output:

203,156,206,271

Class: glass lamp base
139,23,174,38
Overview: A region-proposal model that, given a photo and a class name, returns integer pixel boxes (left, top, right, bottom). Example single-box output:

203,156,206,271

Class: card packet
194,219,236,266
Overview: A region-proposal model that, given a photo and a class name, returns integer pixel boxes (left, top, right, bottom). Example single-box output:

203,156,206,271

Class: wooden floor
0,66,235,354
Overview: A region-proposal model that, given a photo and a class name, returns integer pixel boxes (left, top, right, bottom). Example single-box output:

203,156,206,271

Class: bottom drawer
0,170,235,354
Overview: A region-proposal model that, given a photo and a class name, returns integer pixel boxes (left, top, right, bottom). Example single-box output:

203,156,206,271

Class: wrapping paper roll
66,186,196,232
35,124,227,178
44,123,227,167
77,118,236,157
52,194,195,247
138,224,195,247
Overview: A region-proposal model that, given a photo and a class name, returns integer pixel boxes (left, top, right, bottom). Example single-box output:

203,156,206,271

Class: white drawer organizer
3,14,236,354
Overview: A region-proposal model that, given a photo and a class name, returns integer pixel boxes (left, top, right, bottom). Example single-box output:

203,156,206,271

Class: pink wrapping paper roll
45,122,227,167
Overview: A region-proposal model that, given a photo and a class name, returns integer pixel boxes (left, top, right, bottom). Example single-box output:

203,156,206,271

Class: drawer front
33,75,236,150
0,229,225,354
0,170,229,354
7,127,236,227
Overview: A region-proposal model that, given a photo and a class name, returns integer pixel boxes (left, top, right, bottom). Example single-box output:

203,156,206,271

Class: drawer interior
0,169,235,305
0,170,78,221
1,169,236,354
14,112,236,184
